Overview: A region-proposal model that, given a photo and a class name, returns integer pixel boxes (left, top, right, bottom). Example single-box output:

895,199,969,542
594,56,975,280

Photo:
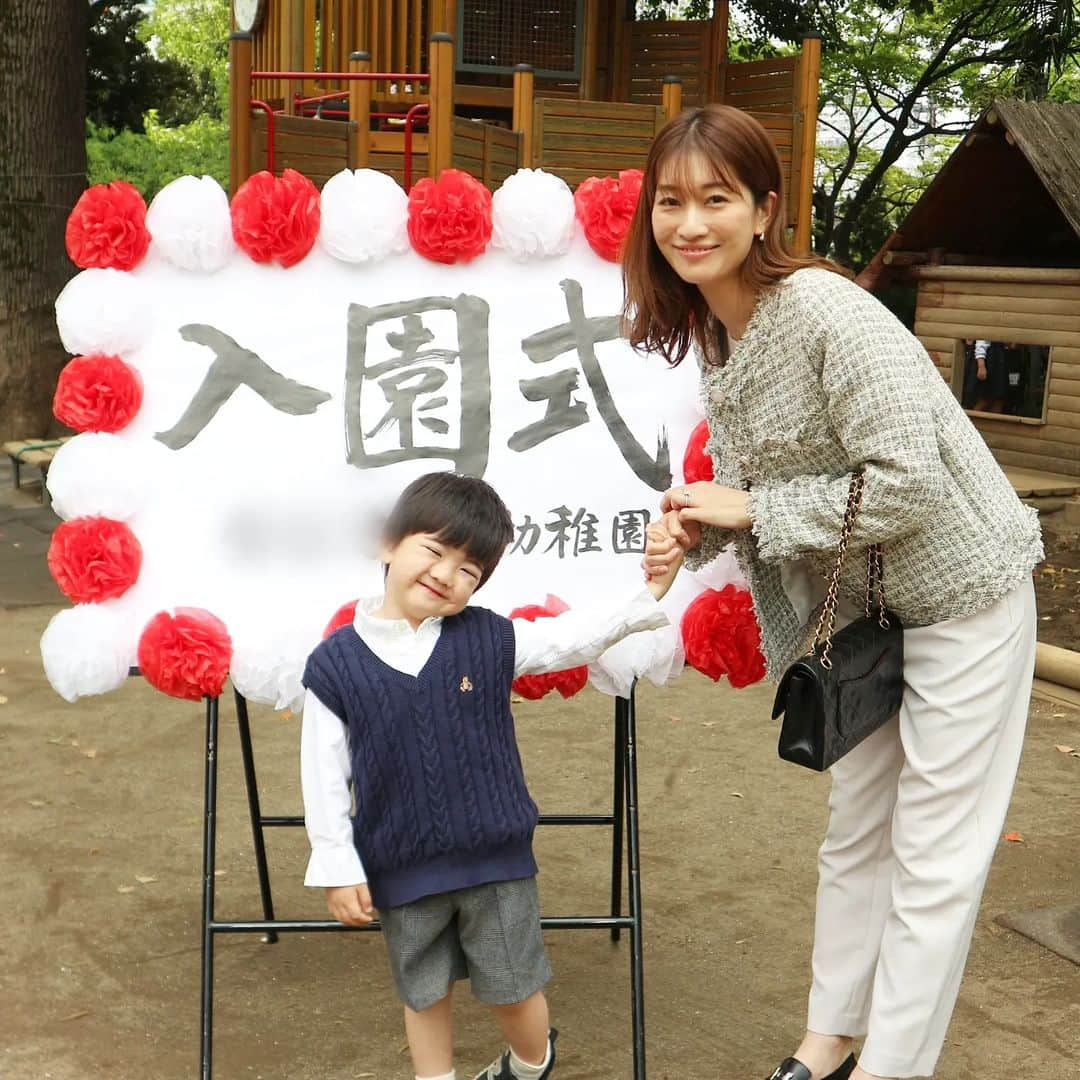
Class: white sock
416,1072,455,1080
509,1040,551,1079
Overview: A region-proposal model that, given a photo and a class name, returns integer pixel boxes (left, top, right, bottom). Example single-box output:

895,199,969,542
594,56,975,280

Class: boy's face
379,532,484,627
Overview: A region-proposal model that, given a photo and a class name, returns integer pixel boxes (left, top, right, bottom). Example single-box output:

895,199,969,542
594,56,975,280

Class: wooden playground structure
228,0,821,251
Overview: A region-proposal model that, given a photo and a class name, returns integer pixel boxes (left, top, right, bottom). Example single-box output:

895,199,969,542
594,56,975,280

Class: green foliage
141,0,231,119
87,114,228,201
88,0,202,131
86,0,230,199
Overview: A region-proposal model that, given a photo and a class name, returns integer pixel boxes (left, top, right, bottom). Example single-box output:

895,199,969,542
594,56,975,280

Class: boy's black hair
382,472,514,587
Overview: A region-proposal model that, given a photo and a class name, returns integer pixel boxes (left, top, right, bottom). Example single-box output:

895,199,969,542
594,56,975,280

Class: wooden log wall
452,119,522,189
531,98,666,188
913,272,1080,478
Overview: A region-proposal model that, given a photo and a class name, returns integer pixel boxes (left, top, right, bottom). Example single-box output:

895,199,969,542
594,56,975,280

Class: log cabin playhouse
859,99,1080,489
228,0,821,251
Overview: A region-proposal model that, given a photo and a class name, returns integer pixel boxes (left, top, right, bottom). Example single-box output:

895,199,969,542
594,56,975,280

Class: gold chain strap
813,472,890,670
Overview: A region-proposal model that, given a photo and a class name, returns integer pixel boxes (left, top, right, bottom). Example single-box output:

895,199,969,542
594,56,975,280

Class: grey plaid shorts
378,876,552,1012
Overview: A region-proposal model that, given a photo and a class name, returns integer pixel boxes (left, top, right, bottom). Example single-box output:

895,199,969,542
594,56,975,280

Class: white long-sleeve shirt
301,589,668,888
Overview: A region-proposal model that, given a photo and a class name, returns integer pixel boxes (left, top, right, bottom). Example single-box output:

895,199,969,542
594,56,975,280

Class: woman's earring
756,232,765,242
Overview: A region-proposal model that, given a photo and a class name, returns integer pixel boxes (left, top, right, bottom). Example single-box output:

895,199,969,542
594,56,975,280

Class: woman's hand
661,481,752,531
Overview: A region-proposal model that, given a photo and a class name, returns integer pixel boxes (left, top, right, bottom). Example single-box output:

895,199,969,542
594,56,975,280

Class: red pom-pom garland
47,516,142,603
407,168,493,264
682,419,714,484
573,169,643,262
680,584,766,688
230,168,321,267
65,180,151,271
53,353,143,433
137,607,233,700
509,594,589,700
323,599,359,639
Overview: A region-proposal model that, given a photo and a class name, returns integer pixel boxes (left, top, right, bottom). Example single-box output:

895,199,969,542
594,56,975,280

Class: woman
626,105,1042,1080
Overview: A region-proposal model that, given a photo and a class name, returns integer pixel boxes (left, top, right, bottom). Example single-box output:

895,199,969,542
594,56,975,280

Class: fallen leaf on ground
1003,831,1024,843
214,869,227,877
28,799,46,808
1052,713,1067,718
117,885,135,894
89,848,101,856
60,1010,90,1022
1055,745,1075,754
47,735,64,745
81,748,99,759
279,708,294,722
134,875,158,885
730,792,744,798
0,695,8,705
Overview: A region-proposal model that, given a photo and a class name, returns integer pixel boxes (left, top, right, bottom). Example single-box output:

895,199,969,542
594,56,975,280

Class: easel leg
234,690,279,943
200,694,220,1080
624,687,646,1079
609,701,627,942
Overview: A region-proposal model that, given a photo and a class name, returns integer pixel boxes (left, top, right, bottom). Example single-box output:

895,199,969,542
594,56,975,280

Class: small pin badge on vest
460,675,473,692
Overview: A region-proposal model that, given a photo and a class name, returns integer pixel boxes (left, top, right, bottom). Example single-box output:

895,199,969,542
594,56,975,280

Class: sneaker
472,1029,558,1080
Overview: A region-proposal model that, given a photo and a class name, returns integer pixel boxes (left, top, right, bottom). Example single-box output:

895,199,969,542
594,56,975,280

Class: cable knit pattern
302,607,538,908
687,267,1043,678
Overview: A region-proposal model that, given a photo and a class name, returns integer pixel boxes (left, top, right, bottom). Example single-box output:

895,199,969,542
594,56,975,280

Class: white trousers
806,579,1037,1078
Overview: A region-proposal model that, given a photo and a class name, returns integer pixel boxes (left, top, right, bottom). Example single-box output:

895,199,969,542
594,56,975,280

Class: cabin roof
860,99,1080,285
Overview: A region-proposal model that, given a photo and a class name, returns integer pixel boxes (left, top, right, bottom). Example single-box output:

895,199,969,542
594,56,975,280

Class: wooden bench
3,438,71,504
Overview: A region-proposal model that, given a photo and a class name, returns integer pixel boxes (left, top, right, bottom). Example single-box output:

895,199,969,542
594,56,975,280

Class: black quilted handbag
772,472,904,772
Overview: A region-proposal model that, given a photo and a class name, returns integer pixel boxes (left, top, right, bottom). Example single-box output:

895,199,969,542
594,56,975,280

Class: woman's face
650,151,771,293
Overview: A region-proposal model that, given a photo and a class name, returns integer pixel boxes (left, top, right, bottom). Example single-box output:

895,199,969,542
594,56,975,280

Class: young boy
301,471,681,1080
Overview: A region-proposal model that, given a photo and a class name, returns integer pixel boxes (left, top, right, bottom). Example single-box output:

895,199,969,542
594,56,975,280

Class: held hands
326,883,377,926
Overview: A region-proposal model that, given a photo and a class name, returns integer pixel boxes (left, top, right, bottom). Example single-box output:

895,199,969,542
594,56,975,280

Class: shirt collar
353,595,443,637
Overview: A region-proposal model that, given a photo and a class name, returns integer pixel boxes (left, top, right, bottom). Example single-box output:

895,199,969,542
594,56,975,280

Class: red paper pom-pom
683,419,714,484
680,584,766,688
65,180,151,271
137,608,233,700
53,353,143,433
407,168,493,264
573,169,643,262
323,599,359,639
47,516,142,603
231,169,321,267
509,594,589,700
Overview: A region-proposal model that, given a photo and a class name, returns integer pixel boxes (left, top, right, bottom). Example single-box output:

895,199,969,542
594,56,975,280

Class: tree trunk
0,1,88,442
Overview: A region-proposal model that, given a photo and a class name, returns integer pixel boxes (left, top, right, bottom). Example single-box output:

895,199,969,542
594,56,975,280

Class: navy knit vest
302,606,539,909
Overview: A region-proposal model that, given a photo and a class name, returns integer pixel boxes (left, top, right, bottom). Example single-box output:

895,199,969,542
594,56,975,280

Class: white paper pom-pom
319,168,410,263
146,175,235,272
492,169,577,260
230,627,311,711
47,433,172,522
589,625,684,699
55,268,151,356
41,604,134,702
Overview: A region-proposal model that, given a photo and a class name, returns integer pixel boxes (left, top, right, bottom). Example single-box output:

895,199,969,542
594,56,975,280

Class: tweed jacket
686,267,1043,678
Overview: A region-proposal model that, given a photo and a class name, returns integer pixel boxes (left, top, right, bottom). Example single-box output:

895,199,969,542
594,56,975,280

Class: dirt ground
1,490,1078,1080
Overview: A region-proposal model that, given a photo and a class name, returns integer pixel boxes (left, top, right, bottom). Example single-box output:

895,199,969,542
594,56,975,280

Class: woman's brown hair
621,103,839,366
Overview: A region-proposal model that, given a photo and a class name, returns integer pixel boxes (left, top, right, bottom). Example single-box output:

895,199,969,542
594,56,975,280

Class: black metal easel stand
198,685,647,1078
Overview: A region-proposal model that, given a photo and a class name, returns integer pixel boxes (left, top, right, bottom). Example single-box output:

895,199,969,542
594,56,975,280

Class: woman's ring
682,488,692,507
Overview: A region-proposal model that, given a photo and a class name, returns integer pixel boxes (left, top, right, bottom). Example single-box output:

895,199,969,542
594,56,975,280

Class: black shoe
473,1028,558,1080
766,1053,856,1080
